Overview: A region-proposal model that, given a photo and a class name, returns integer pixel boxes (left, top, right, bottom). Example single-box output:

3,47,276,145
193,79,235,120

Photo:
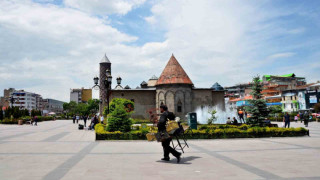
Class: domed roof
156,54,193,86
211,82,224,90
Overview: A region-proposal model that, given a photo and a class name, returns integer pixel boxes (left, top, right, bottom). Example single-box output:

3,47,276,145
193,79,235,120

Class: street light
116,76,122,85
92,69,112,115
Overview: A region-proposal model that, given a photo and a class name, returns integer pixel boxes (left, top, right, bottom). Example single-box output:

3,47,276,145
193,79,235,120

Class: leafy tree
207,109,217,125
245,76,270,126
269,105,282,114
76,103,88,116
87,99,100,114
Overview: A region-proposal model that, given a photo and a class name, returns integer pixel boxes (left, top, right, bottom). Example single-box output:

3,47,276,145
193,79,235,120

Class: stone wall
110,89,156,119
156,84,192,119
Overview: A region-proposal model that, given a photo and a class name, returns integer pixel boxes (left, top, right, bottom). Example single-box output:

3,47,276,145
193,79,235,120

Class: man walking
283,112,290,128
76,115,79,124
72,115,76,124
238,109,245,124
83,115,88,127
157,105,181,163
304,111,309,127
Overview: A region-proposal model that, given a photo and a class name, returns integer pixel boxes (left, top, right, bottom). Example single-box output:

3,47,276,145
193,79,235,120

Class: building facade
10,90,37,111
70,88,92,103
42,99,65,115
102,54,225,120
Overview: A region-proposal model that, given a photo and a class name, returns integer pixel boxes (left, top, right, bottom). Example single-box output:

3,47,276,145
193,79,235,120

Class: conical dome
100,53,111,63
156,55,193,85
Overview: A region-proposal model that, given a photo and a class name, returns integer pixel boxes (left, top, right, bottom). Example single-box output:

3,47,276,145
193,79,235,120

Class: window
177,100,182,113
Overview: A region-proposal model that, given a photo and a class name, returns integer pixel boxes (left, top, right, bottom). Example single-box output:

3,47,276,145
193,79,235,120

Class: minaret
99,53,111,115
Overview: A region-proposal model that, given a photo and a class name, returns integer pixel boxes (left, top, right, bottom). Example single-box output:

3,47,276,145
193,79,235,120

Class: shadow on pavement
156,156,201,165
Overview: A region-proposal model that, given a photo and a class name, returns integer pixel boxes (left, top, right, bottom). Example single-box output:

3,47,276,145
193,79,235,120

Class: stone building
100,54,225,119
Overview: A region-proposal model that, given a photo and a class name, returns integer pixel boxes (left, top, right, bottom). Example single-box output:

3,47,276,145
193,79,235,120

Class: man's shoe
161,158,170,161
177,153,181,163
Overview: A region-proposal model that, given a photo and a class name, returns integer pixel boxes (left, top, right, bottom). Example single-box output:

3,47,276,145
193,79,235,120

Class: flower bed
95,124,309,140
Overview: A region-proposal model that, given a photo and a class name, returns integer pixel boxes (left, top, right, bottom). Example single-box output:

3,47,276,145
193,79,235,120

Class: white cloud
0,0,319,101
144,16,156,24
268,52,295,59
64,0,146,16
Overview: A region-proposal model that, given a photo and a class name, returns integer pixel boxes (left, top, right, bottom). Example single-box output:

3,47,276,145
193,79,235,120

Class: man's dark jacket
158,111,169,132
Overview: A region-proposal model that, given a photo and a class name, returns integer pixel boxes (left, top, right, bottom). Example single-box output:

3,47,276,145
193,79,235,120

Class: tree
106,98,134,132
87,99,100,115
106,98,134,116
207,109,217,125
76,103,88,116
269,105,282,114
245,76,270,126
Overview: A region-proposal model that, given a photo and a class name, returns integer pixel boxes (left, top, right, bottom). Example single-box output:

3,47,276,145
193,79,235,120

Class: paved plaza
0,120,320,180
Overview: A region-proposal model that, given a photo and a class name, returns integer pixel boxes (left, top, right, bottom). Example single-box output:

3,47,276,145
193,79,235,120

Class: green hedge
132,119,152,124
95,124,309,140
0,116,56,124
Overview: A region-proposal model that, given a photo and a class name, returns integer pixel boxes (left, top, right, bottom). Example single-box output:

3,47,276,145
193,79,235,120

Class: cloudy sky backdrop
0,0,319,101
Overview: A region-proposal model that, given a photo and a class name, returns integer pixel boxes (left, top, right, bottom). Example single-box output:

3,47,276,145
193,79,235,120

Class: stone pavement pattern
0,120,320,180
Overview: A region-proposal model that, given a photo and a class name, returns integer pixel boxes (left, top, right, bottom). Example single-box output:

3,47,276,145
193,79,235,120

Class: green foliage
106,98,134,116
132,119,151,124
87,99,100,114
107,99,133,132
207,109,217,125
3,106,29,119
96,123,309,140
269,105,282,114
63,101,77,115
63,99,99,116
0,116,55,124
31,109,41,117
245,76,270,126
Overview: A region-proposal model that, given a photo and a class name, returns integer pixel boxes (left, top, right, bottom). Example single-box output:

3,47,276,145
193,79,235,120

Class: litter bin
18,120,23,125
187,112,197,130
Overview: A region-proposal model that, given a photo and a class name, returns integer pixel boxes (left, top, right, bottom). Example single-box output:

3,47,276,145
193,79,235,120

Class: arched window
177,100,182,113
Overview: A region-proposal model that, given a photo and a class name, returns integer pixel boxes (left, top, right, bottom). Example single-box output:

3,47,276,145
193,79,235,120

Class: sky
0,0,320,102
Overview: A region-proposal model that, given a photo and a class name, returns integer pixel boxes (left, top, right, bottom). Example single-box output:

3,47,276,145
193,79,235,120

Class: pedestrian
72,115,76,124
89,115,98,130
304,111,309,127
157,105,181,163
100,115,104,124
76,115,79,124
232,117,238,125
299,111,304,123
34,115,38,126
238,109,245,124
226,117,232,124
83,115,88,127
283,112,290,128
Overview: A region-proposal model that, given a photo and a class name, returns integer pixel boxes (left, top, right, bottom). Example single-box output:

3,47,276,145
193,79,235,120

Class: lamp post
93,69,113,115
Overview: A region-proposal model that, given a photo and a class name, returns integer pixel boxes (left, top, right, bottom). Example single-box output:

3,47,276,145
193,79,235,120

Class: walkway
0,120,319,180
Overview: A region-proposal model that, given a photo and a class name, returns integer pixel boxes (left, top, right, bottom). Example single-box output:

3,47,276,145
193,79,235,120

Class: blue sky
0,0,319,101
